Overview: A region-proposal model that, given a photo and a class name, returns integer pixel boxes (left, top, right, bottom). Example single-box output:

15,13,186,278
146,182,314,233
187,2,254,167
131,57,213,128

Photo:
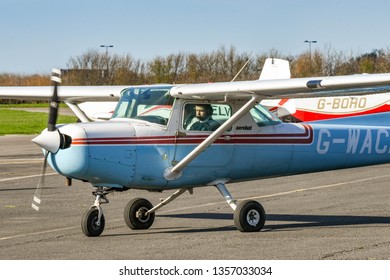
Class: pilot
189,104,220,131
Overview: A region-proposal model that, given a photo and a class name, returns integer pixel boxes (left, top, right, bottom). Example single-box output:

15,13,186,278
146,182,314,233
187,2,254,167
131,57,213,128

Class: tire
124,198,155,230
81,207,105,237
234,200,266,232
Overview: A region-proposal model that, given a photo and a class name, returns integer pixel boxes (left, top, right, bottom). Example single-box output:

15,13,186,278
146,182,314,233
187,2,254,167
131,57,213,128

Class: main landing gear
81,183,266,237
214,181,266,232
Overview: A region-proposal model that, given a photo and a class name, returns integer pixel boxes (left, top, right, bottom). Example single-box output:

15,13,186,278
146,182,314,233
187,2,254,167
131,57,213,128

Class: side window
250,105,281,127
183,103,231,131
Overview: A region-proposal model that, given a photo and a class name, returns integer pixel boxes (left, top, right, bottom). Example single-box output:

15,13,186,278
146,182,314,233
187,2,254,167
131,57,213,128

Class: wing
170,73,390,100
0,85,126,102
0,85,127,122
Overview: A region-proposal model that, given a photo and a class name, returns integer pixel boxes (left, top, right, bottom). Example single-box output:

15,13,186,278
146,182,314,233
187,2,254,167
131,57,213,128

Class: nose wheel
81,187,109,237
81,207,105,237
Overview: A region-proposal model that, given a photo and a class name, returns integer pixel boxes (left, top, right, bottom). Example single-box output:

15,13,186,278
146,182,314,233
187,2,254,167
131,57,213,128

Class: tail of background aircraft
259,58,295,119
259,58,291,80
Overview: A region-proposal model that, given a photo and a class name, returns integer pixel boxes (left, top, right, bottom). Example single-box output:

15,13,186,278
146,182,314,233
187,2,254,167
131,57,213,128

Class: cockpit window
112,86,174,125
250,104,281,127
183,103,231,131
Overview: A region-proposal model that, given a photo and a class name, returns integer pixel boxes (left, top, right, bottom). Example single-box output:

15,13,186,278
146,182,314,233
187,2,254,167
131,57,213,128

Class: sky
1,0,390,74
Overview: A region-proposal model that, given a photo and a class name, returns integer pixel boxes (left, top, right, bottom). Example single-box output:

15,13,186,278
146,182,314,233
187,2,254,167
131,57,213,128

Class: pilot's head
195,104,212,121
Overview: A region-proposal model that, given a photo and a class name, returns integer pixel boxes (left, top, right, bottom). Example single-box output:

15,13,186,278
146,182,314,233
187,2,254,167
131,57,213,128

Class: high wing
0,85,126,121
0,85,125,101
170,73,390,100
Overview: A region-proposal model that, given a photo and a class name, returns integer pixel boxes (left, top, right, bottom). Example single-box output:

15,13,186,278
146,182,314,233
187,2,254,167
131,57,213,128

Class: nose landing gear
81,187,109,237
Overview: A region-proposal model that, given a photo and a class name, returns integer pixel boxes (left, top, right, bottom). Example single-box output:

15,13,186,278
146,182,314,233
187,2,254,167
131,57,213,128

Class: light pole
304,40,317,59
304,40,317,73
100,45,113,82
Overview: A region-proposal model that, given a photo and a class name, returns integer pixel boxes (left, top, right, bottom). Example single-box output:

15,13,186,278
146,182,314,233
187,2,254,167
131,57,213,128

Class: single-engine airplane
3,61,390,237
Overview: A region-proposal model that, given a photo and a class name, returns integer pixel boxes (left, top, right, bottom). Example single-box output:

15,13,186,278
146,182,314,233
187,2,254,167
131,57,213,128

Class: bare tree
2,46,390,90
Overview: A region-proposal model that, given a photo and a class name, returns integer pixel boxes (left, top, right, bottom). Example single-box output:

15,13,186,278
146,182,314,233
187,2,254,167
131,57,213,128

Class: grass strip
0,109,77,135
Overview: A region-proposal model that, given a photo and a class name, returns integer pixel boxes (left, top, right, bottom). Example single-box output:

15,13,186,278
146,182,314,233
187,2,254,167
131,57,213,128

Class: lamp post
304,40,317,59
100,45,113,82
304,40,317,73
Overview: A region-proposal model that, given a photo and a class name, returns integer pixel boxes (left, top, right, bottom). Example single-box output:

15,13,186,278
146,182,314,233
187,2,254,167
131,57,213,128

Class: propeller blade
32,151,49,211
48,68,61,132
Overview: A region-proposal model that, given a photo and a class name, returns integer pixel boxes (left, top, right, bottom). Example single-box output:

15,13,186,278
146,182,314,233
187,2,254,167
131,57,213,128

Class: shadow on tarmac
158,212,390,231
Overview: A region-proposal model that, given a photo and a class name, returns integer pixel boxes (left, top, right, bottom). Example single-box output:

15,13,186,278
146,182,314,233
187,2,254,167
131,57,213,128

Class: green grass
0,103,69,108
0,109,78,135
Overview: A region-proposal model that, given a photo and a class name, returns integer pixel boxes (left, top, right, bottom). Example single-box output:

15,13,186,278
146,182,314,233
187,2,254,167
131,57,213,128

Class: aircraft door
176,103,234,167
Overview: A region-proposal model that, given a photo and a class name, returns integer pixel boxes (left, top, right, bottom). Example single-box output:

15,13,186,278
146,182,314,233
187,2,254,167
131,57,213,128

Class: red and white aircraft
263,92,390,122
259,58,390,122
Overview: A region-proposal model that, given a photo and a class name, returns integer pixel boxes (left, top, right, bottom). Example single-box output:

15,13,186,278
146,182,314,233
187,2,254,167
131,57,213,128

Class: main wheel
124,198,155,230
81,207,105,237
234,200,266,232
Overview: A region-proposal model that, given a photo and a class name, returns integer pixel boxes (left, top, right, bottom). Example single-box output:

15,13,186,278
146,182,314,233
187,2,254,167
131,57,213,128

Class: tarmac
1,134,390,260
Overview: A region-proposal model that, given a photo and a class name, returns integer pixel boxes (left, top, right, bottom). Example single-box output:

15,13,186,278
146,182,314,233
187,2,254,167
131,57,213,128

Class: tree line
1,45,390,87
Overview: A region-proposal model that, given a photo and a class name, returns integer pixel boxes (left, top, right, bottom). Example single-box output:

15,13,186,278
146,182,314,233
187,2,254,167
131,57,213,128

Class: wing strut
164,95,261,180
64,101,90,122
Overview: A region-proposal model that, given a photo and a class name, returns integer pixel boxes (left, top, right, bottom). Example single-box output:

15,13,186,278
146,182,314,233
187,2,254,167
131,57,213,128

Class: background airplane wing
0,86,126,102
0,85,127,122
170,73,390,100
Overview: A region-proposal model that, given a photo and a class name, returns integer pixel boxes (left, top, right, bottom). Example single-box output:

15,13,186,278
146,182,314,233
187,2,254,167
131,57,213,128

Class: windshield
112,86,174,125
250,104,281,127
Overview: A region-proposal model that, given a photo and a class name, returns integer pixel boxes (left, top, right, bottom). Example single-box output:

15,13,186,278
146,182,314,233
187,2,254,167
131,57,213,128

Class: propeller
31,151,49,211
31,69,72,211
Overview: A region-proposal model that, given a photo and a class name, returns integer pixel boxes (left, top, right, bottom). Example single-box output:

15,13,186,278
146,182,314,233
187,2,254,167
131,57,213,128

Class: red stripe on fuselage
71,124,313,146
